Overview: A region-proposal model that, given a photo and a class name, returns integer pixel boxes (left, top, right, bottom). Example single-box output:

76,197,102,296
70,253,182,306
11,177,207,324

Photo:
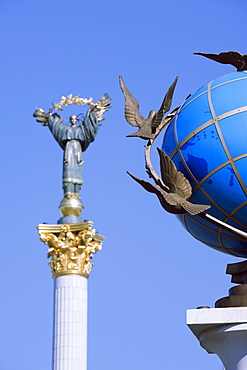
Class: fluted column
38,221,104,370
53,275,88,370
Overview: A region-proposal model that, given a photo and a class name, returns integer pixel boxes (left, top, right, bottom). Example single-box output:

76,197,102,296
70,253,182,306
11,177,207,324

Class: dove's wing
157,148,192,199
194,51,245,71
127,171,163,194
152,76,178,131
119,76,144,127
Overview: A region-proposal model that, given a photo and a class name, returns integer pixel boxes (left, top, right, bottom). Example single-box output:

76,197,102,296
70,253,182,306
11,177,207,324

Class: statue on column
34,93,111,223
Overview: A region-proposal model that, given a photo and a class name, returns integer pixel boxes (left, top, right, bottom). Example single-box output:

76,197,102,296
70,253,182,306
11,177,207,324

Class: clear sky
1,0,247,369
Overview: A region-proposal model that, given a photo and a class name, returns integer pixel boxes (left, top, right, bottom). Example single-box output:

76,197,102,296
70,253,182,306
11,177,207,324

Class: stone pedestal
187,307,247,370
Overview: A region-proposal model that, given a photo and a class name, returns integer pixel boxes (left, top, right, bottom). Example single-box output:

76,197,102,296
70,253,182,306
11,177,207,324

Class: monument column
34,92,110,369
38,222,104,370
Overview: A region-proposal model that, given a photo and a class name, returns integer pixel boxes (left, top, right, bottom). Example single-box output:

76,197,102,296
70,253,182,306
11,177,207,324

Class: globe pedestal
187,260,247,370
216,261,247,308
187,307,247,370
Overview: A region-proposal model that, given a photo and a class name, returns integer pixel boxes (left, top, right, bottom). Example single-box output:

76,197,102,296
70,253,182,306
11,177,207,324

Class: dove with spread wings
128,148,211,215
119,75,179,140
194,51,247,71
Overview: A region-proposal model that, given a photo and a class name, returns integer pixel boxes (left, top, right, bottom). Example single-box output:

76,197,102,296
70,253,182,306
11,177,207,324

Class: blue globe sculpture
162,71,247,258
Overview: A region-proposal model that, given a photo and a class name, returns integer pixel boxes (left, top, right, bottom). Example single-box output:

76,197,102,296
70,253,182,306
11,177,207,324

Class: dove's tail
183,201,211,216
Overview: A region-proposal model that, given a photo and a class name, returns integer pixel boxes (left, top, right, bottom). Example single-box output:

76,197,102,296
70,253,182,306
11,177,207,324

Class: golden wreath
34,94,111,124
52,94,96,111
52,94,110,122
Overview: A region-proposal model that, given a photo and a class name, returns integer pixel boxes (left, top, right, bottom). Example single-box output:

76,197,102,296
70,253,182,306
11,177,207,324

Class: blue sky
1,0,247,369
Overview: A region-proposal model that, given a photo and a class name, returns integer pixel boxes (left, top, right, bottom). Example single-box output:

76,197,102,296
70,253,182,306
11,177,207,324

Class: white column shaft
53,275,88,370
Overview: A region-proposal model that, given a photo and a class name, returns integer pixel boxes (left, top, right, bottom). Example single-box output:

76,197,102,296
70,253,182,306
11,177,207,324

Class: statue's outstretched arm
33,108,53,126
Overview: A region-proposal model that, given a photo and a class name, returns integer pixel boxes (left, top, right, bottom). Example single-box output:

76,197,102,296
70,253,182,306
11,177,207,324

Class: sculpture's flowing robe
47,109,98,190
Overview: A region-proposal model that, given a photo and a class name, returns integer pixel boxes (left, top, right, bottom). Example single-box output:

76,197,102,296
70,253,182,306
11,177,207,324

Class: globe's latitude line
179,75,247,115
171,129,231,219
183,213,247,241
171,127,232,221
182,214,247,257
171,119,215,158
173,145,234,220
172,135,247,231
185,164,246,228
182,214,239,256
171,109,247,228
193,155,247,194
170,92,247,229
169,106,247,160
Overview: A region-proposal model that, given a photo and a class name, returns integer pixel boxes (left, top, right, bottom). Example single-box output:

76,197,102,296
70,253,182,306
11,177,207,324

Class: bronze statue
194,51,247,71
34,94,111,200
119,75,179,140
34,93,111,223
128,148,210,215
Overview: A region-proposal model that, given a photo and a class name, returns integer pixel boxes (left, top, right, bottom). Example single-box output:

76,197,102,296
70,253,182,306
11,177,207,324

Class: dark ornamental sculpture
119,75,179,140
194,51,247,71
128,148,210,215
120,75,210,215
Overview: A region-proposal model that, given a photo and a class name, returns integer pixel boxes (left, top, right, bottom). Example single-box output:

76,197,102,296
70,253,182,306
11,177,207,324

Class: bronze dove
119,75,178,140
128,148,211,215
194,51,247,71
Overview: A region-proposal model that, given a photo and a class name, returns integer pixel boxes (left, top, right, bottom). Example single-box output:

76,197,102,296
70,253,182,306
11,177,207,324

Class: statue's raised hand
33,108,50,126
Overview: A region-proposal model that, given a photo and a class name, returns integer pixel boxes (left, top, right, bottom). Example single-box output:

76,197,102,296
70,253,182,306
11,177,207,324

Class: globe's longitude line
207,80,247,249
223,201,247,224
181,213,191,234
207,81,247,196
192,153,247,230
173,109,179,154
218,231,231,254
173,107,198,185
